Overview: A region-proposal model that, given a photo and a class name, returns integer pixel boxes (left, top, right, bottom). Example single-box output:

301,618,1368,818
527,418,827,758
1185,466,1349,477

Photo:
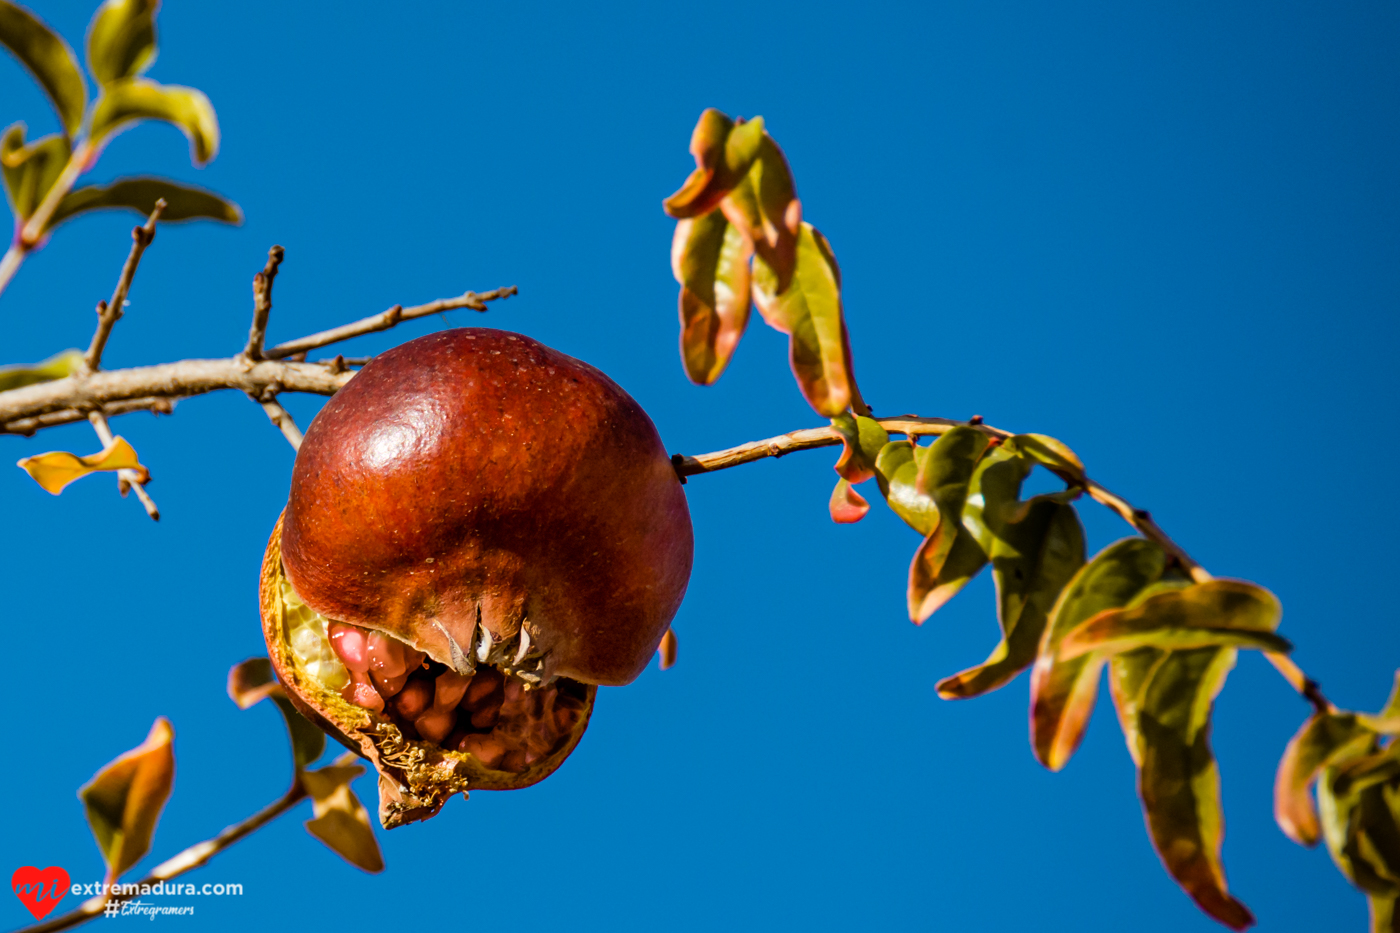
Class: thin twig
89,411,159,521
672,414,1334,713
1,397,175,436
263,286,517,360
84,201,166,373
255,394,303,450
14,751,357,933
242,246,286,361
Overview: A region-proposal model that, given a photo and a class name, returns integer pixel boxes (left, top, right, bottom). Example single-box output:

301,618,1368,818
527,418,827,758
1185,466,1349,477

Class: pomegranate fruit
259,328,693,827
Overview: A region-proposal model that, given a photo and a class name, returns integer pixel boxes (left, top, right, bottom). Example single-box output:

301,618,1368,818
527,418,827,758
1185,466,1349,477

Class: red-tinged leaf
672,208,752,384
1275,712,1375,846
0,2,86,135
829,477,869,523
747,133,800,292
662,110,765,219
751,222,852,417
2,123,70,220
1031,537,1169,771
227,657,325,771
1136,647,1255,930
903,428,995,622
874,440,937,536
1059,579,1287,660
79,718,175,880
831,413,888,484
302,764,384,873
937,499,1084,698
657,628,677,670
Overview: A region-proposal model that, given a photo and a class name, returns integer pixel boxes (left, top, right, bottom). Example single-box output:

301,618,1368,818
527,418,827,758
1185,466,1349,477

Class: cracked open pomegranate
259,328,693,827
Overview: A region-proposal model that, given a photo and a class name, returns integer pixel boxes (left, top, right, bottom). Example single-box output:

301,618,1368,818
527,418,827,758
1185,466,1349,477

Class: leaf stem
673,414,1335,713
0,142,90,302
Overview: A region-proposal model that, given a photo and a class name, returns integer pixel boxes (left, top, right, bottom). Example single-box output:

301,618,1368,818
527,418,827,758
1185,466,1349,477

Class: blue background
3,2,1397,930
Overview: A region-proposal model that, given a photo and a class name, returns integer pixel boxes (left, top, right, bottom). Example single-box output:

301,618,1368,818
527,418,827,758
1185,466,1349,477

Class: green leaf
671,207,751,384
1030,537,1169,771
1319,743,1400,897
831,413,888,484
905,428,995,621
937,498,1084,698
1275,712,1377,846
874,440,937,536
227,658,325,772
746,133,800,292
751,222,852,417
1372,893,1400,933
0,347,83,391
302,764,385,873
1007,433,1085,484
89,78,219,165
1059,579,1287,660
662,110,765,219
0,1,87,136
51,176,241,229
1136,647,1255,930
85,0,156,86
2,123,70,220
79,718,175,880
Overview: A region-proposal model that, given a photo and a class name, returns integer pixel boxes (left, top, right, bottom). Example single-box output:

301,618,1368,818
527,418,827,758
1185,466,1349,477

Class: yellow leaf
302,765,384,873
17,435,146,495
79,718,175,880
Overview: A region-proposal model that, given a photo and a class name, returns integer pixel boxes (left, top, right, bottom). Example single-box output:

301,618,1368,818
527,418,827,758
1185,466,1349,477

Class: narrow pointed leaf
831,413,888,484
85,0,156,86
937,499,1084,698
905,428,995,622
663,110,764,218
1318,743,1400,896
1031,537,1169,771
2,123,70,220
0,347,82,391
1275,712,1376,846
18,435,146,495
89,78,219,165
0,2,86,135
1060,579,1286,660
79,718,175,879
52,176,241,228
747,133,800,291
1009,433,1086,484
1136,647,1255,930
874,440,937,536
829,477,869,523
302,764,384,873
671,208,751,384
227,658,325,771
751,223,852,416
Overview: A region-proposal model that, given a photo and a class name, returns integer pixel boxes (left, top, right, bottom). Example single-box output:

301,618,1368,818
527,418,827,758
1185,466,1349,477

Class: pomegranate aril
328,622,372,673
434,671,470,710
415,707,454,744
394,679,433,719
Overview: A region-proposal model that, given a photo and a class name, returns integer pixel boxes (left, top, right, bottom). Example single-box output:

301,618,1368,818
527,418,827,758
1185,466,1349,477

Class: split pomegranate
260,328,693,827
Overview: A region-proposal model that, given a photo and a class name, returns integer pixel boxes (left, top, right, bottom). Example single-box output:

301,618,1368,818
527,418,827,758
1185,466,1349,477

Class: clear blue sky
3,2,1397,931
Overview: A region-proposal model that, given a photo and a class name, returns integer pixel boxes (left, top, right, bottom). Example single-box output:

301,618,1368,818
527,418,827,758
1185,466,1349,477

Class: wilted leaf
2,123,70,220
1059,579,1287,660
0,347,83,390
831,413,888,485
0,1,86,135
79,718,175,880
657,628,677,671
937,499,1084,698
671,208,751,384
227,657,325,771
52,176,241,228
906,427,996,622
89,78,219,165
85,0,156,86
302,764,384,873
17,434,146,495
1136,647,1255,930
829,477,869,523
1275,712,1375,846
874,440,937,536
1318,744,1400,898
662,109,765,219
751,223,851,417
1030,537,1169,771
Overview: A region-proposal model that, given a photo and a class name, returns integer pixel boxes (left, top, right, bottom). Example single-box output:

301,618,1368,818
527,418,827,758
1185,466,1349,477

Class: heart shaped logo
11,867,70,921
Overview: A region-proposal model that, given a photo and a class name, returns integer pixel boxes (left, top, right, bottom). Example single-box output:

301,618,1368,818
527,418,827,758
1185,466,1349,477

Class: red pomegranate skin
280,328,693,686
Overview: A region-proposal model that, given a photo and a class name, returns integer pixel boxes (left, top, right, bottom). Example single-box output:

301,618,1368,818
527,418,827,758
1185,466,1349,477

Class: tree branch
672,414,1334,714
13,751,357,933
85,202,166,373
255,394,303,451
89,410,158,521
242,246,285,361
